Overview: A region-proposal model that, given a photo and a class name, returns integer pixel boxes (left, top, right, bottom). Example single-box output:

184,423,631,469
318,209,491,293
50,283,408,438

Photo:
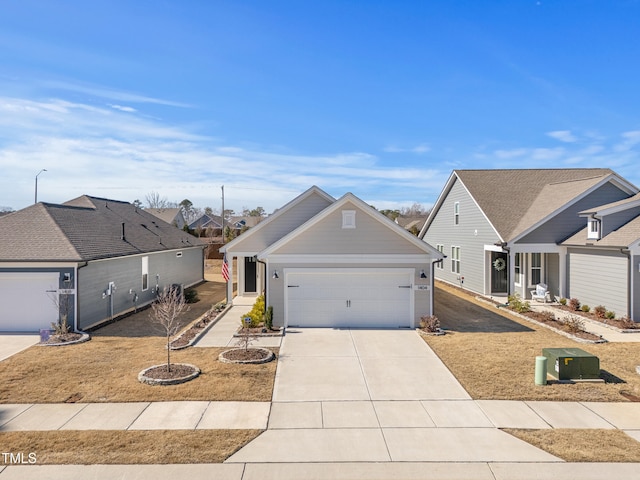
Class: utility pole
35,169,47,203
221,185,225,244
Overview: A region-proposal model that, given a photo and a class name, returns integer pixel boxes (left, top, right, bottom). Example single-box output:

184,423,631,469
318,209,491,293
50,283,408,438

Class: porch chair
530,283,550,303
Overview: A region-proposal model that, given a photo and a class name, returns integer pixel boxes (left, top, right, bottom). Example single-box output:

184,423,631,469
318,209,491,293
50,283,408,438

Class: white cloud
109,104,137,113
0,96,448,212
614,130,640,152
384,143,431,154
547,130,577,143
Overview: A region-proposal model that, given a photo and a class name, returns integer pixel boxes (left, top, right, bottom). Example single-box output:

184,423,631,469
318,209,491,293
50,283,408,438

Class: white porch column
227,255,234,305
558,246,567,299
508,250,516,296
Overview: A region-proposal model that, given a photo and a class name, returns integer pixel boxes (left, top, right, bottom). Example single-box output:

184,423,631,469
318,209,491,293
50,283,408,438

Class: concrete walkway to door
226,328,561,464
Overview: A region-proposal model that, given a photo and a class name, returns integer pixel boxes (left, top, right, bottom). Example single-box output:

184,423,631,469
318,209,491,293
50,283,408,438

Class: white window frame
453,202,460,226
141,256,149,291
451,246,460,274
342,210,356,229
436,244,444,270
529,252,543,287
587,219,601,240
514,252,521,286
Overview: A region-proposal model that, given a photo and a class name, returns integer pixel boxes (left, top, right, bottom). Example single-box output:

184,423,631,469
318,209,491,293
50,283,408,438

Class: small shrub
265,306,274,330
184,288,199,303
419,315,440,332
594,305,606,318
562,315,585,333
241,294,265,328
569,298,581,311
507,293,530,313
605,311,616,320
538,311,555,323
559,297,567,306
213,301,227,313
50,320,71,336
581,304,591,313
619,316,636,329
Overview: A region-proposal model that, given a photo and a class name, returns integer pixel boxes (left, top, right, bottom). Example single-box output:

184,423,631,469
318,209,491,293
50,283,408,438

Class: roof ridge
548,174,610,186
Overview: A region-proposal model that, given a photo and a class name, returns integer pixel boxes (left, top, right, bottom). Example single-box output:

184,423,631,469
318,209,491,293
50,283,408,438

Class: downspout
254,255,268,315
621,248,632,319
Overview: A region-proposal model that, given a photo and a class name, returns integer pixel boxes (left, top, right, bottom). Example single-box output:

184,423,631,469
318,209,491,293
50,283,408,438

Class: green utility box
542,348,600,381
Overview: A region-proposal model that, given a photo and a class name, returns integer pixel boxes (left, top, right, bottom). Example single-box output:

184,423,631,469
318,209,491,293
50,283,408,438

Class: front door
491,252,508,294
244,257,257,293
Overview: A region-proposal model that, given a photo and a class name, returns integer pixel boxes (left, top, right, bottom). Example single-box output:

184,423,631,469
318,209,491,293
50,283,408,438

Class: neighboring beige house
146,208,186,229
220,186,443,329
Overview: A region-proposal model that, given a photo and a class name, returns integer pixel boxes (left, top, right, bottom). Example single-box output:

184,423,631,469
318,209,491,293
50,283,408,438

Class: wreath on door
493,258,506,271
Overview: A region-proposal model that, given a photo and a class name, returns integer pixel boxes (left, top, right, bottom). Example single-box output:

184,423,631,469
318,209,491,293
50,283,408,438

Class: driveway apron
227,328,559,464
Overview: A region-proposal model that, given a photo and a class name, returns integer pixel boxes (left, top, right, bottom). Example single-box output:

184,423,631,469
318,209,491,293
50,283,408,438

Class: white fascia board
259,192,443,259
582,198,640,217
265,254,433,264
509,244,564,254
220,185,335,253
484,244,507,253
510,174,638,244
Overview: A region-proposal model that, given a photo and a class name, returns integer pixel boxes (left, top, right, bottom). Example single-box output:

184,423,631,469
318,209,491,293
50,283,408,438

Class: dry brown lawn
425,282,640,402
505,429,640,462
0,430,260,464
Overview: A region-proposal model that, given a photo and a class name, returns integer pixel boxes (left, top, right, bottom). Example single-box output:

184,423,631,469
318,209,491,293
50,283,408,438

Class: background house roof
146,208,185,227
0,196,202,262
454,169,627,241
563,215,640,248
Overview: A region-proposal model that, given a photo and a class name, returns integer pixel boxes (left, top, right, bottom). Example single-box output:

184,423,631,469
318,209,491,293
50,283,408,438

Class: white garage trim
266,254,430,264
283,268,414,329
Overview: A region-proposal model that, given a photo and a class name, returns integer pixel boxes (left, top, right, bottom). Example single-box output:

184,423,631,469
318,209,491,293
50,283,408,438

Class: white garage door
285,269,413,328
0,272,59,332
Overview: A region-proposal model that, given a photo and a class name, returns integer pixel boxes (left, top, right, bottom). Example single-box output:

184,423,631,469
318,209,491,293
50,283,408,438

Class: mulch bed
222,348,270,362
553,305,639,330
234,327,283,337
526,311,603,341
169,307,223,348
41,333,84,344
142,364,198,379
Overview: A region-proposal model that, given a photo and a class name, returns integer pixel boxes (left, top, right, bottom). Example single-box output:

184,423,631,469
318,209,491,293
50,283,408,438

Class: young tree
145,191,169,209
150,286,189,372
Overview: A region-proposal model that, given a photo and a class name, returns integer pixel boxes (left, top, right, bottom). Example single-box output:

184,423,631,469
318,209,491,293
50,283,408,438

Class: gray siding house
0,196,204,332
221,186,443,329
420,169,640,321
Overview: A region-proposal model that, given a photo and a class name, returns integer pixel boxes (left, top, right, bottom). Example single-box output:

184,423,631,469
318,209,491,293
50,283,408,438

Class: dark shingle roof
0,196,202,262
455,169,617,240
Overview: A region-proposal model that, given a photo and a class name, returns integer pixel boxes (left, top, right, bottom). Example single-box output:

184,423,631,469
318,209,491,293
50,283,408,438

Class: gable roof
0,196,202,262
146,208,184,226
220,186,335,254
189,214,223,230
579,192,640,217
258,192,443,258
563,214,640,248
420,169,637,242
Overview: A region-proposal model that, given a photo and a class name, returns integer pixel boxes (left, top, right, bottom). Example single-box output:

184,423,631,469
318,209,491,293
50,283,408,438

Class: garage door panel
0,272,59,332
286,270,412,328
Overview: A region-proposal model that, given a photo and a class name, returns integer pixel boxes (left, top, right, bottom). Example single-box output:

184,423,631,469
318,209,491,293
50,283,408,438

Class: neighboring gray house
0,196,204,332
189,214,223,232
420,169,639,320
221,186,443,329
146,208,186,230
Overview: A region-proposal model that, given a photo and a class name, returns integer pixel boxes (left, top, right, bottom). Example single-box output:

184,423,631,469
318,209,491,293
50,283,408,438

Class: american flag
221,253,230,282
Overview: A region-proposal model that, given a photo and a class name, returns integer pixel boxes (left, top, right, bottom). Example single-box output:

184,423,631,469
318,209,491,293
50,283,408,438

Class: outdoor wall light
272,270,279,279
420,269,427,279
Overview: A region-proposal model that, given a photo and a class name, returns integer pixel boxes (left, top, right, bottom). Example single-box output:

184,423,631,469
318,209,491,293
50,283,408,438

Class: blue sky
1,0,639,213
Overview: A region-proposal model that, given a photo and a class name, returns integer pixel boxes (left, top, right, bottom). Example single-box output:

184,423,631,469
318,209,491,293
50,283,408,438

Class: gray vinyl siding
271,201,426,255
226,193,332,253
267,261,432,328
567,248,628,318
634,255,640,322
517,182,630,244
423,177,501,294
602,207,640,237
77,247,203,329
545,253,560,300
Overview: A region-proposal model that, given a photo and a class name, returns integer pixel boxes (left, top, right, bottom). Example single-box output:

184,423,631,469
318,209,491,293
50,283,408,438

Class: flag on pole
221,253,230,282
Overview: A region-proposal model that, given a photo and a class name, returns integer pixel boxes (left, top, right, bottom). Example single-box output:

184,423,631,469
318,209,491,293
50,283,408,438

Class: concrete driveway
0,334,39,362
227,328,560,464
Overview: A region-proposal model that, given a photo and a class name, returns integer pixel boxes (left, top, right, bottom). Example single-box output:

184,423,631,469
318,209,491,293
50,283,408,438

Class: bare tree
400,202,431,217
145,191,169,209
150,286,189,372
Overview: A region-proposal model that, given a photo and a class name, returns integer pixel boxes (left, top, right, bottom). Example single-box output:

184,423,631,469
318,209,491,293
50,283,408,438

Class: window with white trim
530,253,542,286
453,202,460,225
587,219,601,240
514,253,521,286
451,246,460,274
342,210,356,229
142,256,149,291
436,244,444,269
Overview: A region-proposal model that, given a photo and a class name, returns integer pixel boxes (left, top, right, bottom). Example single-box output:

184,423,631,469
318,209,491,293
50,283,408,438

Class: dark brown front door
244,257,257,293
491,252,508,294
